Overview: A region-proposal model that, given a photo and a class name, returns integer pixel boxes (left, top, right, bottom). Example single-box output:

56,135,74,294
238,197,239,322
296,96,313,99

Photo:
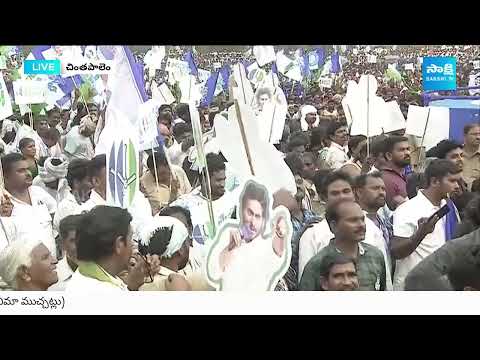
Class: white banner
368,55,377,64
0,56,6,70
473,60,480,70
0,72,13,120
253,46,276,67
13,79,48,105
404,63,414,71
319,77,333,89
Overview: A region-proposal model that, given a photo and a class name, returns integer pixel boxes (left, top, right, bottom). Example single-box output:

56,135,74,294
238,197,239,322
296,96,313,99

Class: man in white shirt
167,123,193,167
325,121,349,170
37,128,63,159
80,155,153,242
49,214,83,291
2,153,57,255
354,172,394,290
63,116,96,161
66,206,153,292
298,171,355,281
53,159,92,233
391,159,462,290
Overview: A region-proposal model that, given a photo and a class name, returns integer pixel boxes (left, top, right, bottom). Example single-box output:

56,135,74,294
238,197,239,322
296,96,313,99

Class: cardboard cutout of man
206,179,292,291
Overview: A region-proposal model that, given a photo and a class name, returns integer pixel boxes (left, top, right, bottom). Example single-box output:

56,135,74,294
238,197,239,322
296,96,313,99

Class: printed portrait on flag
206,179,292,291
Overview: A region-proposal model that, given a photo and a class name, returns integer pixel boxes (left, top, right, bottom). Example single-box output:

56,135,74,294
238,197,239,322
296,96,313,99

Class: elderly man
64,115,96,161
32,156,70,203
0,239,58,291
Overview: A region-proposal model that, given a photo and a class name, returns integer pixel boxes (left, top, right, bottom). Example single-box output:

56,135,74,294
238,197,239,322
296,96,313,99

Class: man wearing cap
300,105,320,132
33,156,70,203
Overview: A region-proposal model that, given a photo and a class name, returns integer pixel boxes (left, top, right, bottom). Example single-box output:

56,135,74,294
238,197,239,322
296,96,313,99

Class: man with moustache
299,200,386,291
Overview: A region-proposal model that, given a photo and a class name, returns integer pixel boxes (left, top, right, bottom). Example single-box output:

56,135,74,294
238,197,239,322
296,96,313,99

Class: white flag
253,46,276,67
0,72,13,120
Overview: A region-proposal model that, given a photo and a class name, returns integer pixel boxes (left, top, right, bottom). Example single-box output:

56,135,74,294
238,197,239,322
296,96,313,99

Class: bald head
273,189,299,214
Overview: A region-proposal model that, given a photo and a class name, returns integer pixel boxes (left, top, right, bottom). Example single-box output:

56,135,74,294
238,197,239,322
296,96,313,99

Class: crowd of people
0,44,479,292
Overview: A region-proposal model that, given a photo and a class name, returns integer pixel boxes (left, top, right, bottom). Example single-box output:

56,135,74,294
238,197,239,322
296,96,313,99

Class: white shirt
66,268,128,292
0,217,20,253
48,257,75,291
325,142,349,170
37,142,63,159
298,219,332,282
80,190,152,241
9,186,57,254
64,125,94,161
392,190,447,290
166,140,188,167
53,192,83,233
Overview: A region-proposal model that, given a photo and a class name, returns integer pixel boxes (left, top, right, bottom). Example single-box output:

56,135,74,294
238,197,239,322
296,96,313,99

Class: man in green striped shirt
299,200,386,291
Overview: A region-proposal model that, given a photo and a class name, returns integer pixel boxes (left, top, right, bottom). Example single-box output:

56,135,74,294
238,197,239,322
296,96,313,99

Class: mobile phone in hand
428,204,450,222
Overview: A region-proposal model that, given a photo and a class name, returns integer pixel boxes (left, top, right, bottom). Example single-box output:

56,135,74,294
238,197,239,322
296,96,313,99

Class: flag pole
190,102,216,237
417,107,431,166
234,100,255,176
366,75,370,158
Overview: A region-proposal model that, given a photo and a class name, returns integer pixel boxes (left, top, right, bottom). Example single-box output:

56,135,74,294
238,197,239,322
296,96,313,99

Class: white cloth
325,142,349,170
300,105,319,131
392,190,447,290
37,142,63,159
0,217,20,253
166,140,188,167
66,268,128,292
298,219,333,281
141,215,188,258
81,190,153,241
48,257,74,291
63,125,94,161
32,177,70,205
53,192,82,233
8,186,57,255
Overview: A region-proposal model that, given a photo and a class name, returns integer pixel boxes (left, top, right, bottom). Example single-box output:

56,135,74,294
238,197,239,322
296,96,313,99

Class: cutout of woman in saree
206,180,292,291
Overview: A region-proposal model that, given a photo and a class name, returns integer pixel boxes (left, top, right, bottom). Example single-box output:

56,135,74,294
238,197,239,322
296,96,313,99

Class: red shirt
381,167,407,210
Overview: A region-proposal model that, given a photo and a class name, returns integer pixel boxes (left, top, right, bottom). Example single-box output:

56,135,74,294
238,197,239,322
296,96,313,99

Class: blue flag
272,62,278,75
184,51,198,77
302,49,310,78
331,52,340,74
219,65,231,91
200,71,219,107
316,48,325,66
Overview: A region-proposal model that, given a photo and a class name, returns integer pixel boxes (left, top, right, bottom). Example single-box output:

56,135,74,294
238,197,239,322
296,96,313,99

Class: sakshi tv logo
23,59,113,76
